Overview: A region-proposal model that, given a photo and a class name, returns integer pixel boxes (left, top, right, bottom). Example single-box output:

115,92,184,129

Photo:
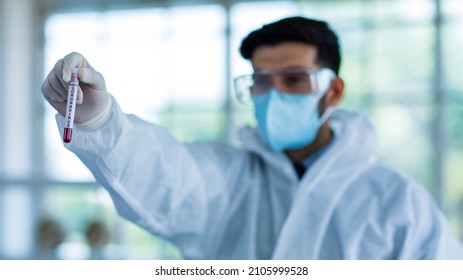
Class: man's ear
325,77,344,106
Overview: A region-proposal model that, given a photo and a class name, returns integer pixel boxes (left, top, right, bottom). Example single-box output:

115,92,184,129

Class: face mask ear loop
319,105,335,125
315,69,337,125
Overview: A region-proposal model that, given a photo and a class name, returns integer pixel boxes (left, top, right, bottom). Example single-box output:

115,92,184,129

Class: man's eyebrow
282,66,320,72
254,66,311,72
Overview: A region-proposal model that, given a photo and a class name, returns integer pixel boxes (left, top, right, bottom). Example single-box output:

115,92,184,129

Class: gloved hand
41,52,109,124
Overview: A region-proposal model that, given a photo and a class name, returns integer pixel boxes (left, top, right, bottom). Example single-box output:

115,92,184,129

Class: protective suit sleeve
55,95,240,259
398,180,463,259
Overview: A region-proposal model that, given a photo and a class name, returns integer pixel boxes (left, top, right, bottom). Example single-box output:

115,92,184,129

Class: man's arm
43,52,245,259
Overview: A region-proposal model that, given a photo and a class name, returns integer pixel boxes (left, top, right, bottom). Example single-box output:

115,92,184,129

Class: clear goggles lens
233,68,335,105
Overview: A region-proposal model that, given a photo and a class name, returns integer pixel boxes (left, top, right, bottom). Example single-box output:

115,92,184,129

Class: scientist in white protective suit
41,16,463,259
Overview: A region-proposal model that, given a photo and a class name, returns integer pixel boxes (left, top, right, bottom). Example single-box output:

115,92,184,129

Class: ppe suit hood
238,108,378,182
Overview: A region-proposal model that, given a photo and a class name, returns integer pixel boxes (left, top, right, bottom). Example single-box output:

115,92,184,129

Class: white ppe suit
57,96,463,259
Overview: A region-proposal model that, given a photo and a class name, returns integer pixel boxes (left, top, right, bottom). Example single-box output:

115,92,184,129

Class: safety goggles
233,67,336,105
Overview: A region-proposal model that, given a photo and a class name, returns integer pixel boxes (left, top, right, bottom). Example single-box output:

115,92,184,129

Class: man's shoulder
361,163,422,189
347,163,434,209
334,163,440,234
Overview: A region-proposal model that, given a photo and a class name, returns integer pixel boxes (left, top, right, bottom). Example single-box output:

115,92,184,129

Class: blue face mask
252,89,333,151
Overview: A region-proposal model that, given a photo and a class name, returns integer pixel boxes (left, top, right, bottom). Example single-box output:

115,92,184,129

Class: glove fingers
42,71,66,102
76,87,83,104
49,59,72,90
47,99,67,114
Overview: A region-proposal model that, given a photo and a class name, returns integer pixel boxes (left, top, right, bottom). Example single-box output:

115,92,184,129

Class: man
41,16,463,259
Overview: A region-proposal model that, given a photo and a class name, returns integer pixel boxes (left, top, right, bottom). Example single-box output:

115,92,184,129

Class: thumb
78,67,106,91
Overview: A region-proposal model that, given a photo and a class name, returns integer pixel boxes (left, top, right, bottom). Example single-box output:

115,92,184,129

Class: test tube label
63,68,79,143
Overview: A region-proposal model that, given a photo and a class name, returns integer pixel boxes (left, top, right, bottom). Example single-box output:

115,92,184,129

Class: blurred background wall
0,0,462,259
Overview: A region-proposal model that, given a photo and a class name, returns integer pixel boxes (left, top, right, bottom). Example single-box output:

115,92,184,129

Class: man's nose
271,76,287,92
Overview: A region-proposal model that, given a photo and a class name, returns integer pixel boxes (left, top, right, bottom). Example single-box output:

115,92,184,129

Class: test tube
63,67,79,143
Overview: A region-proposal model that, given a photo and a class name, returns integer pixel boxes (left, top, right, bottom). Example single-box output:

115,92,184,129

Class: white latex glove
41,52,109,124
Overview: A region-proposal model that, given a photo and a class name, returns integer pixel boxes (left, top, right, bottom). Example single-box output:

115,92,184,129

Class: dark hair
239,16,341,74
